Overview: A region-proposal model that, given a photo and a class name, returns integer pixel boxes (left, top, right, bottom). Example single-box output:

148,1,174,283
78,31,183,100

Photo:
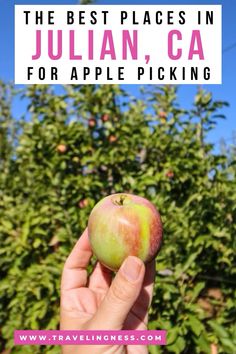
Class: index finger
61,228,93,291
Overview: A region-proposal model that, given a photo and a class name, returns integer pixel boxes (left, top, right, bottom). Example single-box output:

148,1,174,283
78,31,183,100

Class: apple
159,111,167,119
88,193,163,271
57,144,67,153
79,199,89,209
165,170,174,179
89,118,96,128
102,114,109,122
109,135,117,143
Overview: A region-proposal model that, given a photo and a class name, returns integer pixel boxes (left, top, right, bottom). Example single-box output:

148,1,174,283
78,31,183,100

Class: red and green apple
88,193,163,271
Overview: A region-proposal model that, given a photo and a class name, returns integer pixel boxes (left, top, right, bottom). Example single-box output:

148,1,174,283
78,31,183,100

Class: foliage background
0,82,235,354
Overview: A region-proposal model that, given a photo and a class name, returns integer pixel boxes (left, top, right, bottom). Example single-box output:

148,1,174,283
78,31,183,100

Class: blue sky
0,0,235,148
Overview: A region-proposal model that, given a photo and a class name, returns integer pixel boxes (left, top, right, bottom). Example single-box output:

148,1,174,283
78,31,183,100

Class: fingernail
121,256,143,282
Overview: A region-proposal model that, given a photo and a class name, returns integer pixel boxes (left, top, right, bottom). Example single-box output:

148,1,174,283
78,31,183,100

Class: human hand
60,228,155,354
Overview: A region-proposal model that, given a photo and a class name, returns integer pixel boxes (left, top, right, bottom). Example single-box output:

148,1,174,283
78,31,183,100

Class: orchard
0,82,235,354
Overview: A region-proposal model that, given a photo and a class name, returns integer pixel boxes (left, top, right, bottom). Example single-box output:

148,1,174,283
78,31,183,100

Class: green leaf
194,332,210,353
33,239,41,248
167,327,179,345
221,338,235,352
191,282,205,302
168,336,186,353
188,315,204,336
208,321,229,339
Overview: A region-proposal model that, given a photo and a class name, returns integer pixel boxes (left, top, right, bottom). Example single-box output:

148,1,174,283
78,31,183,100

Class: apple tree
0,82,235,354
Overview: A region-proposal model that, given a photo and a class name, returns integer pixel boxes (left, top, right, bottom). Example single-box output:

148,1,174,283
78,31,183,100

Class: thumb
90,256,145,330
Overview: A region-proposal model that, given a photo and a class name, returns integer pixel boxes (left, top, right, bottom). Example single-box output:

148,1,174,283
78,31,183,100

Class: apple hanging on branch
88,193,163,271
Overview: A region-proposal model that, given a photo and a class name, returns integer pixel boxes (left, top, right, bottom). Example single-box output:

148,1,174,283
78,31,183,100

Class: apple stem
113,195,126,206
119,195,125,205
